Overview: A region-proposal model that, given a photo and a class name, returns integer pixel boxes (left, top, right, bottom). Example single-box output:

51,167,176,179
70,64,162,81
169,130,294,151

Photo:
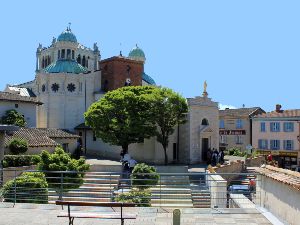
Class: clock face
51,83,59,92
42,84,46,92
67,83,76,92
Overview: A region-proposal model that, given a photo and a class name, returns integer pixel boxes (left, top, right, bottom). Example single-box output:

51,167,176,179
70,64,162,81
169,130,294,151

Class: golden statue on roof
204,80,207,93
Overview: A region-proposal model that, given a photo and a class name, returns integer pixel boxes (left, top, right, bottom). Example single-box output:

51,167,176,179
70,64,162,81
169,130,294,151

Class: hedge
3,155,41,168
131,163,159,190
115,189,151,207
1,172,48,203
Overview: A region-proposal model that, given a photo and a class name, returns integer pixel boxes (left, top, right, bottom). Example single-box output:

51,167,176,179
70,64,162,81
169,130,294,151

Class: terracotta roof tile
256,165,300,191
5,128,79,147
255,109,300,118
219,107,264,118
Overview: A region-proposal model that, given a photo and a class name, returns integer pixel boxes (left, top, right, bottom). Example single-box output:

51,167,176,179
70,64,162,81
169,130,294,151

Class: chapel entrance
202,138,209,161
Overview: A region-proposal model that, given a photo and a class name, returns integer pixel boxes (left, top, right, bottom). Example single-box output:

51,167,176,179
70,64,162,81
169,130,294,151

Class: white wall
0,101,38,127
259,175,300,225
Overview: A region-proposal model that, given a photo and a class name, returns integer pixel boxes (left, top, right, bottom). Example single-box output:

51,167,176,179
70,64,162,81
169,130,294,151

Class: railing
0,169,261,208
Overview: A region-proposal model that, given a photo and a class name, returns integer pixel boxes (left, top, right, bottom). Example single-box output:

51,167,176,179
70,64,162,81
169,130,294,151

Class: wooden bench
56,201,136,225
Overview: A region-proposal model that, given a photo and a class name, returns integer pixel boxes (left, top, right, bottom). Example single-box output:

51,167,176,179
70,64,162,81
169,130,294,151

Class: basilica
4,26,219,164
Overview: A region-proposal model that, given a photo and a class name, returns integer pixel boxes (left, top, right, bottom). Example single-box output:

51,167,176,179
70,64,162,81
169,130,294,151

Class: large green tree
1,109,26,127
84,86,157,154
153,88,188,164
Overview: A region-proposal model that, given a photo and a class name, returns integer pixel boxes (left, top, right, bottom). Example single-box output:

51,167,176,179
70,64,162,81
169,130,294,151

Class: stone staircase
191,189,211,208
150,175,193,208
48,173,120,203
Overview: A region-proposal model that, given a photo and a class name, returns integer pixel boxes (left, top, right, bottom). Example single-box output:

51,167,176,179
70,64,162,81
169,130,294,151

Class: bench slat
56,200,135,207
58,212,136,219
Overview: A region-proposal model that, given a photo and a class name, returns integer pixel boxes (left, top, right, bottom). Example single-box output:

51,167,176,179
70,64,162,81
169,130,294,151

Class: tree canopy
152,87,188,164
84,86,157,154
1,109,26,127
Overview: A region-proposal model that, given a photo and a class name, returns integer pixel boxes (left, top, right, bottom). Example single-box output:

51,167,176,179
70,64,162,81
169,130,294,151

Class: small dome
142,72,156,85
43,60,87,74
57,27,77,43
128,44,146,62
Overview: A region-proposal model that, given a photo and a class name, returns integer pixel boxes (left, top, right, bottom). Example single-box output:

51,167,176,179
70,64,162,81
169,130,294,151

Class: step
48,196,112,203
83,178,119,184
84,174,120,178
49,190,112,198
151,203,193,208
81,183,118,188
151,199,193,204
152,193,192,199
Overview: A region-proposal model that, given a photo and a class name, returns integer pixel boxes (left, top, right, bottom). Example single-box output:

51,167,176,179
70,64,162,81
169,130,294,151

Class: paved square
0,203,272,225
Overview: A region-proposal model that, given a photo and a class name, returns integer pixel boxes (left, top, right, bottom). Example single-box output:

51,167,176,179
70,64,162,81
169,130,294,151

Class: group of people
120,152,137,173
207,148,225,166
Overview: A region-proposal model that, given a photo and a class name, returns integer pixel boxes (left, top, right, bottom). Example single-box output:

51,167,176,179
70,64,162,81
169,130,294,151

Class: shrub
131,163,159,190
115,189,151,207
1,172,48,203
8,139,28,155
3,155,41,168
37,147,90,191
1,109,26,127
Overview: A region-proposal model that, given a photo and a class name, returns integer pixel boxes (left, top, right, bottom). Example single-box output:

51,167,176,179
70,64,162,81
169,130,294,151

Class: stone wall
258,169,300,225
245,156,265,167
207,172,227,208
213,161,244,182
3,165,36,184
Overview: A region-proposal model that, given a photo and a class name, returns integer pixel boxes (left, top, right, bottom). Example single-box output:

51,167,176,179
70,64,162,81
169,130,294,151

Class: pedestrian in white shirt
129,158,137,173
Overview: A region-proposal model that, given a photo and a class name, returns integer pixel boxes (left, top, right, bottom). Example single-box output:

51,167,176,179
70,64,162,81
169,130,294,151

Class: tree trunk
121,144,129,154
163,145,168,165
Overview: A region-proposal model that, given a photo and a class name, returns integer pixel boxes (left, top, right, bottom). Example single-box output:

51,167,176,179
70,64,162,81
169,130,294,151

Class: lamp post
0,125,19,186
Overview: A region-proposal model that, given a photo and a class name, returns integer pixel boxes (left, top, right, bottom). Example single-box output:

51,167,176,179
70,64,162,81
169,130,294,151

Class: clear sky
1,1,299,112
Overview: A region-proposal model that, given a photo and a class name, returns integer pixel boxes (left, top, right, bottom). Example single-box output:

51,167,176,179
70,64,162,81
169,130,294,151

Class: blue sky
1,1,299,112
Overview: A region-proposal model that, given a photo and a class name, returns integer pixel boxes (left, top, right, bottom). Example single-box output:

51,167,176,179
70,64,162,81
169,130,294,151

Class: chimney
276,104,282,113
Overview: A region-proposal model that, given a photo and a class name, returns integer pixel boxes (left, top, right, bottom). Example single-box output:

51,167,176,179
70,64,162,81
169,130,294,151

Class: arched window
67,49,71,59
58,50,60,59
72,50,75,60
42,56,45,68
82,56,86,67
201,118,209,126
77,54,81,64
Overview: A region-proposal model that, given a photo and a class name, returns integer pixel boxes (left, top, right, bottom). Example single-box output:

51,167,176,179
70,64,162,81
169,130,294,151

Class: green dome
128,44,146,61
57,28,77,43
142,72,156,85
43,60,87,74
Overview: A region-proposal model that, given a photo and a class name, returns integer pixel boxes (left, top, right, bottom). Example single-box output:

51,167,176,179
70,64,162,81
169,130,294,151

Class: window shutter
265,140,268,149
270,140,273,149
291,123,294,132
270,123,273,132
283,123,287,132
291,141,294,150
258,140,262,148
283,140,286,150
277,140,280,150
278,123,280,132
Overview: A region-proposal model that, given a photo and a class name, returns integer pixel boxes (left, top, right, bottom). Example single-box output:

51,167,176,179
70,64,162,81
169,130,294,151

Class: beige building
219,107,265,151
252,105,300,169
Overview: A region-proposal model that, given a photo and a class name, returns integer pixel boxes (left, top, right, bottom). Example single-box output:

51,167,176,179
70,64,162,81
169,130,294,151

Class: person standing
129,158,137,173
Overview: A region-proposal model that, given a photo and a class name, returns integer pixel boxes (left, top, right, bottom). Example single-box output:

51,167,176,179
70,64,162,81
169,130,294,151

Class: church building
5,26,219,164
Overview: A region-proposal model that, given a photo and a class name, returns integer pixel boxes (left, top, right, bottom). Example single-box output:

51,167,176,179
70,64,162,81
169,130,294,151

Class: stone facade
179,92,219,164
